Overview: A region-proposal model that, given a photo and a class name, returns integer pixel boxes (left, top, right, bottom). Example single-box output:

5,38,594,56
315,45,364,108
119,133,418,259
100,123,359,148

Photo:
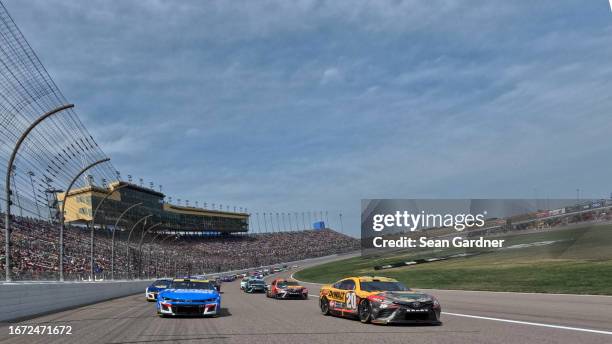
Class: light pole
276,213,280,232
126,214,152,279
111,202,142,280
4,104,74,281
89,184,127,281
270,212,274,233
59,157,110,282
263,213,268,233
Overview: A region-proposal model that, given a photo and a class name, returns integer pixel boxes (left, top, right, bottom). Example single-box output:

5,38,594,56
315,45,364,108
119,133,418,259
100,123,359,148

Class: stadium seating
0,215,359,281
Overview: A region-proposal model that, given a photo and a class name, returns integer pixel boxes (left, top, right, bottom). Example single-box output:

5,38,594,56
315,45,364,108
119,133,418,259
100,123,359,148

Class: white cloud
320,67,341,85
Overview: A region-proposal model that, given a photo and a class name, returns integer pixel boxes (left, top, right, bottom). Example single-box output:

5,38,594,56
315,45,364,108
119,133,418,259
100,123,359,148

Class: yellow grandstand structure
57,181,249,234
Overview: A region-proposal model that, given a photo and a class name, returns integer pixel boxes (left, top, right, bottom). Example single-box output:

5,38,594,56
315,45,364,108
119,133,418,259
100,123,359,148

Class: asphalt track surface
0,255,611,344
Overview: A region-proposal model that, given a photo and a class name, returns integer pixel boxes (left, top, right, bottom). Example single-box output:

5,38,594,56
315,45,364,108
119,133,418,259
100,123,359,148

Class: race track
1,255,611,344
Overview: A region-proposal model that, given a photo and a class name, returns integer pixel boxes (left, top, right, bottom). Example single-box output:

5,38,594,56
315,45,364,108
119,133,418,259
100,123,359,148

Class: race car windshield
250,280,265,285
279,281,299,287
360,281,410,292
171,281,214,290
153,280,169,288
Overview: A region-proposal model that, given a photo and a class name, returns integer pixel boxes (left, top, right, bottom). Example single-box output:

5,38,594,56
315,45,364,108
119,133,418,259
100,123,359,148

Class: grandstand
59,181,249,234
0,213,359,281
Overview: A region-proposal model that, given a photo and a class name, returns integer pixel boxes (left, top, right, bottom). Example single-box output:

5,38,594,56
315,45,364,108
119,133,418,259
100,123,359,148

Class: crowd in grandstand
0,214,359,281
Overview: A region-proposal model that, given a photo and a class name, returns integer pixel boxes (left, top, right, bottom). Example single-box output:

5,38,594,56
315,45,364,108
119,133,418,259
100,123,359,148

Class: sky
4,0,612,237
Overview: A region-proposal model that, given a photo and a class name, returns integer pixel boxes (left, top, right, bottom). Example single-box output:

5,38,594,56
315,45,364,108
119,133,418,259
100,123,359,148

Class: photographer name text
372,236,505,248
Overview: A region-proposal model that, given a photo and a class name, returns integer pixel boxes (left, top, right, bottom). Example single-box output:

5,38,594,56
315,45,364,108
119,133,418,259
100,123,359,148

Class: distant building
57,181,248,234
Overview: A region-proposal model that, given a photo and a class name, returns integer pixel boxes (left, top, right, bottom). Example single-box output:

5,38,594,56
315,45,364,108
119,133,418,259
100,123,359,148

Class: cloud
320,67,341,84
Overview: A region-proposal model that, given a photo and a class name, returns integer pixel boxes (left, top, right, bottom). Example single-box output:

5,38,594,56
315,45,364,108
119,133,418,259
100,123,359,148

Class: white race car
240,277,250,290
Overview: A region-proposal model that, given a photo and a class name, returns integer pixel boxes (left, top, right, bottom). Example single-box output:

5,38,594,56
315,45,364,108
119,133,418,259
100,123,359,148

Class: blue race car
145,279,172,302
157,278,221,317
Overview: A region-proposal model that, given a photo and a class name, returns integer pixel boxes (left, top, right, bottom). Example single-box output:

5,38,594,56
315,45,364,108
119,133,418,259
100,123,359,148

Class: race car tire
320,297,330,315
358,300,372,323
302,293,308,300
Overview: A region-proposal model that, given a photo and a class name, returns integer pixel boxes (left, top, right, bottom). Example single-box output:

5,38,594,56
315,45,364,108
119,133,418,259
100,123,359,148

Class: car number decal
346,292,357,310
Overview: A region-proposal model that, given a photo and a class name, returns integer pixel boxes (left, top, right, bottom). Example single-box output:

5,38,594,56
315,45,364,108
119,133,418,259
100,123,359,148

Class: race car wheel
358,300,372,323
320,297,330,315
302,293,308,300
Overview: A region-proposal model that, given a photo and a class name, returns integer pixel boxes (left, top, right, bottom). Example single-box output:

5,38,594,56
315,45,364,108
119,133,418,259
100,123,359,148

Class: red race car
266,278,308,299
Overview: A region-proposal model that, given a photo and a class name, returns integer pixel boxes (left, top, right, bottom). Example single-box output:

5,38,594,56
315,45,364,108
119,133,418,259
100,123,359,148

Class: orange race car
319,276,441,325
266,278,309,299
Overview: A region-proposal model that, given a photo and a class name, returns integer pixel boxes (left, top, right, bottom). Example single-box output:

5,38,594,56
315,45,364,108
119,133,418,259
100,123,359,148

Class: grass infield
295,224,612,295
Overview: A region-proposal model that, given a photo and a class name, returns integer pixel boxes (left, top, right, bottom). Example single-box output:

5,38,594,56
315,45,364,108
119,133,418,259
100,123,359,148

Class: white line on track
443,312,612,336
421,288,612,298
290,278,612,298
290,272,323,285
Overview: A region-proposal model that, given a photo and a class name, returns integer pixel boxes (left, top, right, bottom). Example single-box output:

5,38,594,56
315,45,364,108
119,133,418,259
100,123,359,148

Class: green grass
294,224,612,295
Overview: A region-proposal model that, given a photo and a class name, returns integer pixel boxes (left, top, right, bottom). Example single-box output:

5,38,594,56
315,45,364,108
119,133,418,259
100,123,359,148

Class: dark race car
210,277,222,292
244,279,266,293
145,279,172,302
220,275,235,282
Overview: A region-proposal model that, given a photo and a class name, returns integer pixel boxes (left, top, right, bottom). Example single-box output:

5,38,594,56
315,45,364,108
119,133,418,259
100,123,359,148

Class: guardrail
0,280,152,322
